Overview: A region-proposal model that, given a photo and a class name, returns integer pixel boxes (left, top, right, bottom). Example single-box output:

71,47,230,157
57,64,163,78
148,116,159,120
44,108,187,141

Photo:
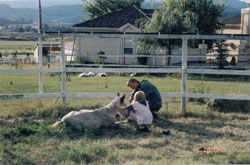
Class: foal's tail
51,120,63,127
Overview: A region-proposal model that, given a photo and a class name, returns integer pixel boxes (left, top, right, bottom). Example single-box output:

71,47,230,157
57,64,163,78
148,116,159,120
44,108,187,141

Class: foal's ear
117,92,120,97
120,94,126,103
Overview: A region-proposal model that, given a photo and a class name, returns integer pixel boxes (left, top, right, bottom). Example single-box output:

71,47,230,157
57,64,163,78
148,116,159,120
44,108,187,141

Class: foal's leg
51,120,63,127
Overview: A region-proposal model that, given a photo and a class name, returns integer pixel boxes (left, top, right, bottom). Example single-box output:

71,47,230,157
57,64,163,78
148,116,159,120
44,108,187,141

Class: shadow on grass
169,121,243,140
166,110,249,122
188,75,250,83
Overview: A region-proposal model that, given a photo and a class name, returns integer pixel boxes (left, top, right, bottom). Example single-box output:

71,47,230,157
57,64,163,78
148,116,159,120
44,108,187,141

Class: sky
0,0,154,1
0,0,81,2
239,0,250,3
0,0,247,9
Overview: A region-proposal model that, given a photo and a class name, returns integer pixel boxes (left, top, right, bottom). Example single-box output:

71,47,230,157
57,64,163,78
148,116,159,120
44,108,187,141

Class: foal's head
112,93,128,119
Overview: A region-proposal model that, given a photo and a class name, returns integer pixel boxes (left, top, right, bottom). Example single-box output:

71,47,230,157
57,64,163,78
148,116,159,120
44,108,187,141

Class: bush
189,79,210,104
206,99,250,113
75,56,86,64
228,152,250,164
230,56,236,66
2,51,10,57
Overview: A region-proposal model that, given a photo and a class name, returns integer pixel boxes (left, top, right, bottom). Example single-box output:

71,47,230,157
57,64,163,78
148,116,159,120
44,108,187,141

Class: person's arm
126,104,134,111
117,104,134,111
118,105,127,110
140,86,151,100
129,89,139,103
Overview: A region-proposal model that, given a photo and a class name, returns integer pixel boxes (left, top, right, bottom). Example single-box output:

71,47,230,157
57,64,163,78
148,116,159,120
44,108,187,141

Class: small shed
33,44,61,63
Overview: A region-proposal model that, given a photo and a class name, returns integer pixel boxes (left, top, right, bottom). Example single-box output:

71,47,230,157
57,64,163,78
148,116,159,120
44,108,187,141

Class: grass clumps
0,98,249,164
56,144,108,164
206,99,250,113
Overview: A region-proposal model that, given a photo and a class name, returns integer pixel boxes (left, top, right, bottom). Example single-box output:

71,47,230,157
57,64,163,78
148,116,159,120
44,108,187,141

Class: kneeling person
127,78,162,118
119,91,153,131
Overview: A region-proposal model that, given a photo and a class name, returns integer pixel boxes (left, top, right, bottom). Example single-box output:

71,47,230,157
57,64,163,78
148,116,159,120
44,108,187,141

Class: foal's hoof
162,130,170,135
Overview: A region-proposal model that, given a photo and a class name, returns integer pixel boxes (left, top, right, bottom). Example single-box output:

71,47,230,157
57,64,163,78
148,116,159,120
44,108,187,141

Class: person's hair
128,78,140,84
133,91,146,102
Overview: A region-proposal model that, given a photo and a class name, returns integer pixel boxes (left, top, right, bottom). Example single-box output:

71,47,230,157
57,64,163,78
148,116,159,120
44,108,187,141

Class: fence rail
1,92,249,101
0,67,249,76
1,32,249,40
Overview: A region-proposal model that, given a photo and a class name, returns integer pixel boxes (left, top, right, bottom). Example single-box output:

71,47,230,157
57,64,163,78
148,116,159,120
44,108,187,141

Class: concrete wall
77,37,122,64
241,8,250,34
220,8,250,63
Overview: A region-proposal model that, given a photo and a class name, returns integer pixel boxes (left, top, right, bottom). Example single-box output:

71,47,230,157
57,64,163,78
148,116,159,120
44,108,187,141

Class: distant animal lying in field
52,93,127,129
78,72,107,77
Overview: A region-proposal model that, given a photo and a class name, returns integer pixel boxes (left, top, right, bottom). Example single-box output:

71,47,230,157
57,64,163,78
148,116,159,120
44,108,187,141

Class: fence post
181,37,188,114
38,33,43,94
60,34,66,105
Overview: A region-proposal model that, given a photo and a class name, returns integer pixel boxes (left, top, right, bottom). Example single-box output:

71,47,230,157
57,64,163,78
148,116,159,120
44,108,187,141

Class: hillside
0,0,82,8
142,0,247,18
0,4,86,23
0,18,18,26
0,0,247,24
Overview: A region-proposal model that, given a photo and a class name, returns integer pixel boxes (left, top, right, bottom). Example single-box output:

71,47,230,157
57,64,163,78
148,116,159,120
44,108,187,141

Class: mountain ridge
0,0,247,24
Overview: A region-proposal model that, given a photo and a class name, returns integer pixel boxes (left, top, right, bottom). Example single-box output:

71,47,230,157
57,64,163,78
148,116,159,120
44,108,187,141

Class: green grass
0,40,60,57
0,64,249,164
0,40,60,50
0,97,249,164
0,73,249,164
0,72,249,96
0,41,36,50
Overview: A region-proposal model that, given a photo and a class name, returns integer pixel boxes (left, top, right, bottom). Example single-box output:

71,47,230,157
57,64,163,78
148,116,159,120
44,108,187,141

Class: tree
24,25,33,32
137,0,225,65
179,0,225,34
179,0,225,48
16,26,24,32
230,56,236,66
83,0,144,19
213,40,229,69
138,0,197,65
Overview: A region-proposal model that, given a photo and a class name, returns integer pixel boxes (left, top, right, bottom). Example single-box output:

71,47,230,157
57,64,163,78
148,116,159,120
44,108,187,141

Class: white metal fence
0,32,250,113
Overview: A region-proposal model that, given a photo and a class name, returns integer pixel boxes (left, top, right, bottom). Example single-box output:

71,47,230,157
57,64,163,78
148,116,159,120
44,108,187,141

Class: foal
52,93,126,129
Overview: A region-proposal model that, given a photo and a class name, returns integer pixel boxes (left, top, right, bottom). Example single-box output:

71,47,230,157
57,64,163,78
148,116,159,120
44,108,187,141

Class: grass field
0,72,249,96
0,72,249,164
0,40,60,57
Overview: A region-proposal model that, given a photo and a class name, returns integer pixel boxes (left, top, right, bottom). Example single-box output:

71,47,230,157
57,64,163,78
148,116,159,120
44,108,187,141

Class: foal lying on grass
52,93,127,129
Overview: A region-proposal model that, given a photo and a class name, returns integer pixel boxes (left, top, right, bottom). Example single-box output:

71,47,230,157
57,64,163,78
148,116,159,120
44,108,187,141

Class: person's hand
117,105,127,110
115,104,126,110
129,95,133,103
119,105,127,110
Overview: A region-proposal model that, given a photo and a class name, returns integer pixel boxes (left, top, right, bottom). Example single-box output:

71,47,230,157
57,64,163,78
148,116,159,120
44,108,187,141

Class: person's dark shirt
132,80,162,112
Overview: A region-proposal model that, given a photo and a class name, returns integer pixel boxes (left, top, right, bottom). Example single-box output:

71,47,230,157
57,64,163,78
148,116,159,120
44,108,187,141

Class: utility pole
38,0,42,34
151,0,155,9
38,0,43,94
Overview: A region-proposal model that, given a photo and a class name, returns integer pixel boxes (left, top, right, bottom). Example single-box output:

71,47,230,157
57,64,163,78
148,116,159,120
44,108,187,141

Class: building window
124,39,134,55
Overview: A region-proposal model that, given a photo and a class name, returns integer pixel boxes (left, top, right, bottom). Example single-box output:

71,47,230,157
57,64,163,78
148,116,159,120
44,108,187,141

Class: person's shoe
127,117,135,123
137,127,150,132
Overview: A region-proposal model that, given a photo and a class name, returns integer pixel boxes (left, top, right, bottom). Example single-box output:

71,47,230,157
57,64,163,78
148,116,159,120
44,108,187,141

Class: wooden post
181,37,188,114
60,34,66,104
